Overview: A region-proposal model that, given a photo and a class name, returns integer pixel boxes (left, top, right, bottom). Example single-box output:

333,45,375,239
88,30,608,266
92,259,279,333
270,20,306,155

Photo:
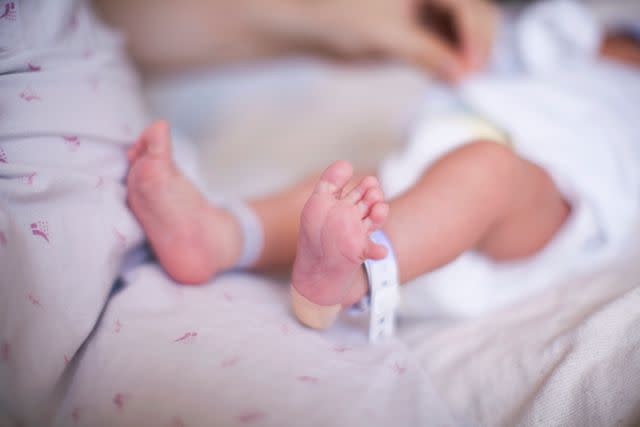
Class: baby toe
344,175,378,205
364,241,388,260
314,161,354,196
363,202,389,232
357,187,384,217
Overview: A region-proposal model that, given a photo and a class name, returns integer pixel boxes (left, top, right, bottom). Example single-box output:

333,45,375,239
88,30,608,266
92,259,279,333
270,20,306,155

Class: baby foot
292,161,389,308
127,121,243,284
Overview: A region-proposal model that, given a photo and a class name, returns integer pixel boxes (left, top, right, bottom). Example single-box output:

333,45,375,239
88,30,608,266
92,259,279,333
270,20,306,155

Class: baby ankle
218,201,264,270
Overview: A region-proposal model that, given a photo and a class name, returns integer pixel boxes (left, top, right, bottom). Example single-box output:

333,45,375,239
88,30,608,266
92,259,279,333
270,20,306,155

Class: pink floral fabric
0,1,147,424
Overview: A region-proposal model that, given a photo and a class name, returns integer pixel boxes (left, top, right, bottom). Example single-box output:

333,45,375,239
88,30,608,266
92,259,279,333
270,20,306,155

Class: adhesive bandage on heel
291,230,400,340
290,287,341,330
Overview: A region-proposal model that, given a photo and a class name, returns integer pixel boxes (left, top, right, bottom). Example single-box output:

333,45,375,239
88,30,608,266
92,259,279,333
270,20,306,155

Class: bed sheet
51,267,456,427
50,237,640,427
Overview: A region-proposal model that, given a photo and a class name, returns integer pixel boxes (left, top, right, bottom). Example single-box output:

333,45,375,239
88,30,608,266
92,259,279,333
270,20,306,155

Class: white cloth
0,1,147,424
380,0,640,317
46,232,640,427
0,0,148,142
49,266,460,427
0,1,266,424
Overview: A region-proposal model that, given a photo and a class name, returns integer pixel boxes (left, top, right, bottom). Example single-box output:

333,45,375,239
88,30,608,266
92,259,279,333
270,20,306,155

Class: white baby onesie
379,0,640,317
0,1,149,424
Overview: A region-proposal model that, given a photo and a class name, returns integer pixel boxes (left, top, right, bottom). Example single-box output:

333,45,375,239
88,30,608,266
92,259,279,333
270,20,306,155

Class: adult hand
289,0,498,83
426,0,499,77
94,0,498,82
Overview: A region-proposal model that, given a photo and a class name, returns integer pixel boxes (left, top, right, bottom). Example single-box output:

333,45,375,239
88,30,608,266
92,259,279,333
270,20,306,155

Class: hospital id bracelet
220,200,264,269
362,230,400,343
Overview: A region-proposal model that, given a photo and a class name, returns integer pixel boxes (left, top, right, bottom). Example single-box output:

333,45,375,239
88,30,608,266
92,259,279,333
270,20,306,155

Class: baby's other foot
127,121,242,284
292,161,389,311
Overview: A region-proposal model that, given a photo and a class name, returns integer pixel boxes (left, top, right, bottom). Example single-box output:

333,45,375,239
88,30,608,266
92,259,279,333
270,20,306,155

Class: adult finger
479,0,499,69
427,0,493,71
379,24,466,82
464,0,498,70
447,0,481,70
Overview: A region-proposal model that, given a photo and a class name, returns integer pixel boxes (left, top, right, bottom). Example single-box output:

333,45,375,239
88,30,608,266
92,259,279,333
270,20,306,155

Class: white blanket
50,238,640,427
381,0,640,317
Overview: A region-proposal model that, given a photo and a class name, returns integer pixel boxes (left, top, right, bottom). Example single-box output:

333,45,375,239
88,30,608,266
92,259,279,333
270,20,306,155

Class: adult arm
94,0,497,81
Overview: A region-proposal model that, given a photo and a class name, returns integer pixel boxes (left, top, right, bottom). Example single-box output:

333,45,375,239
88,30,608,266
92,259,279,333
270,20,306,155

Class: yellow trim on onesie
446,112,512,149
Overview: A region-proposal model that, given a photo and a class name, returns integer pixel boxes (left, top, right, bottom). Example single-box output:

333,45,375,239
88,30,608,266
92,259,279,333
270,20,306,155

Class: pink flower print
71,408,80,424
392,362,406,375
114,319,122,333
113,228,126,247
280,323,290,335
64,354,70,364
169,417,185,427
297,375,319,384
121,123,132,136
95,176,104,189
0,231,6,247
1,340,9,362
236,411,266,424
88,76,100,92
0,148,7,163
27,62,41,72
21,172,36,185
223,292,233,302
31,221,49,242
0,2,16,20
62,135,80,151
83,49,94,59
332,345,351,353
113,393,127,410
173,331,197,343
19,87,41,102
68,12,77,30
220,356,239,368
27,292,43,308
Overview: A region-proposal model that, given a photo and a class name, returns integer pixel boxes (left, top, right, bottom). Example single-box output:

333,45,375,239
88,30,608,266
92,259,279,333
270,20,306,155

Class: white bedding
51,237,640,427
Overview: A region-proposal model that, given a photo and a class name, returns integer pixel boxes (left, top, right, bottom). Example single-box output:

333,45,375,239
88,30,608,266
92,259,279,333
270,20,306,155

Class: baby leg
127,121,245,284
128,125,374,284
292,141,569,328
386,140,570,283
290,162,389,328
